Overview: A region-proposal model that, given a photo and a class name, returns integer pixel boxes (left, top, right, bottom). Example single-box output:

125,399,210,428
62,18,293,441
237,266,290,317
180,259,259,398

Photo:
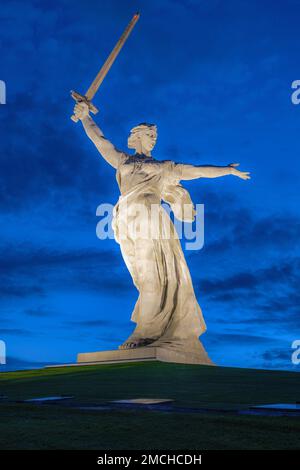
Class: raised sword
70,12,140,122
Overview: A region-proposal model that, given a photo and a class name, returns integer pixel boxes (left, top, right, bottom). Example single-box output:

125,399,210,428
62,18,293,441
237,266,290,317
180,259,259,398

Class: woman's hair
127,123,157,149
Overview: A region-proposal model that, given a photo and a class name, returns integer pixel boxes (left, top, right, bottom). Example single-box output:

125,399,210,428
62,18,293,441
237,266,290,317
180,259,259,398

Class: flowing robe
112,152,206,350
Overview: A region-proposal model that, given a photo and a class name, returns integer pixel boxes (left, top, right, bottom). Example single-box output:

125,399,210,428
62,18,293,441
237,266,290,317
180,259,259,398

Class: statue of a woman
74,102,250,363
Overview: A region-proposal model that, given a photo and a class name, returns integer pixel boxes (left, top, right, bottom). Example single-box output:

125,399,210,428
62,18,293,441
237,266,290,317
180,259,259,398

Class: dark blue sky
0,0,300,371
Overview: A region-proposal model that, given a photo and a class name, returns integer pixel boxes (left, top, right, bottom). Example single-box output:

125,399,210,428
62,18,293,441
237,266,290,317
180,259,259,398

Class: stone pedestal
77,343,214,366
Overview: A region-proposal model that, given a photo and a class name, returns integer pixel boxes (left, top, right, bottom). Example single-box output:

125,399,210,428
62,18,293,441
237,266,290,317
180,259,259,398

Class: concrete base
77,344,214,366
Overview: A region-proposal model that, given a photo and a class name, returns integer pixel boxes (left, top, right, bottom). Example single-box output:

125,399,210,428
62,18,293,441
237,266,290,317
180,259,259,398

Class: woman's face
140,130,157,152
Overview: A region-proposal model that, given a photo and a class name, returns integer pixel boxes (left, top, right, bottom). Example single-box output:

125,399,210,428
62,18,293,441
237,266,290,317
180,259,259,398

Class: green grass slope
0,362,300,449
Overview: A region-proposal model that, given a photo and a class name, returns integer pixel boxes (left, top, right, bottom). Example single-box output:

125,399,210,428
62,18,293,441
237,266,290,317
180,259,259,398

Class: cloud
0,328,32,336
199,257,300,295
67,319,118,327
209,332,277,346
0,281,44,299
262,347,293,362
203,205,300,255
259,346,297,371
196,256,300,338
0,244,119,273
24,307,51,317
75,271,132,294
0,242,133,309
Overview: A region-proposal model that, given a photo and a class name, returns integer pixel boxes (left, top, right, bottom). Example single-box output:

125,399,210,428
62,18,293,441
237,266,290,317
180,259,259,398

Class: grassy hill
0,361,300,449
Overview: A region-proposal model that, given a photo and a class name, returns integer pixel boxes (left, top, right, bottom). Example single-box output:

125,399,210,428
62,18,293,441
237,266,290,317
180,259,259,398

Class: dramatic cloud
200,258,300,295
0,328,33,336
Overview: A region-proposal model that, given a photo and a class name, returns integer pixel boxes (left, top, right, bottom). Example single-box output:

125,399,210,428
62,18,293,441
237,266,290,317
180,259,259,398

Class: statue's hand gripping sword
70,12,140,122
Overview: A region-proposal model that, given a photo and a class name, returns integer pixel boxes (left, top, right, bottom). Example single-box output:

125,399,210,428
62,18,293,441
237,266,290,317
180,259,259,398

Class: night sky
1,0,300,371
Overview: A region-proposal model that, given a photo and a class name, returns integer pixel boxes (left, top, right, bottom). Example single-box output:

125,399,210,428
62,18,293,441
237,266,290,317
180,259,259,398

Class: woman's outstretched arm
73,102,123,169
174,162,251,180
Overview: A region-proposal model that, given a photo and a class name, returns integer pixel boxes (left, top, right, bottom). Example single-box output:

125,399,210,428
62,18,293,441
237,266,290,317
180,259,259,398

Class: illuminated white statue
74,102,250,363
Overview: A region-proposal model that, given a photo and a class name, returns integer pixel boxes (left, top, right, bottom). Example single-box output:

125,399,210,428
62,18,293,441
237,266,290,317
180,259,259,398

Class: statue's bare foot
119,337,154,349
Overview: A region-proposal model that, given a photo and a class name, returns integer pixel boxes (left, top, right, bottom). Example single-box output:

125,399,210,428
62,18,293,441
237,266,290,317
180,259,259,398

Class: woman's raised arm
74,102,123,169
